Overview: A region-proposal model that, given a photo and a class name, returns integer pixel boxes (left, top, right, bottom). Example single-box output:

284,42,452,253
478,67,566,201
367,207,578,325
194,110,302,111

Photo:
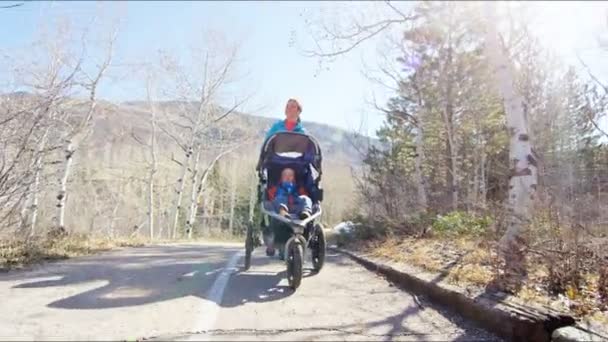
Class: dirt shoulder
1,234,244,272
342,236,608,333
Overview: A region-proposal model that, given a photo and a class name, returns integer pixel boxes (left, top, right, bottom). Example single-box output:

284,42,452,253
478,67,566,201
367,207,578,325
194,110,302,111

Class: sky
0,1,607,135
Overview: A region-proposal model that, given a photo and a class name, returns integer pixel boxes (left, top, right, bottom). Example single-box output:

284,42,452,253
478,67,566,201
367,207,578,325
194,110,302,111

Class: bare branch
383,1,412,22
577,54,608,139
0,2,24,9
158,122,187,152
170,154,184,167
577,54,608,94
211,95,250,124
304,19,401,58
371,92,419,127
130,129,146,146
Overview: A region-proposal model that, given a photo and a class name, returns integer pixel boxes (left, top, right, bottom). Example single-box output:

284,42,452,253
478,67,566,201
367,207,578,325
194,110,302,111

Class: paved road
0,243,500,341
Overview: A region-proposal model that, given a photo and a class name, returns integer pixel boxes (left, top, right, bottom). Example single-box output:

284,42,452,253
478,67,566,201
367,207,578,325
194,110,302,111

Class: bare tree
483,2,538,284
2,23,84,234
158,35,249,239
185,141,245,239
132,70,159,240
0,97,41,229
54,27,118,231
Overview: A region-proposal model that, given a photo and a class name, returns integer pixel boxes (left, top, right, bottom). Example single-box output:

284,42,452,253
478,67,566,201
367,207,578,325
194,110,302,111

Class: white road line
190,250,243,341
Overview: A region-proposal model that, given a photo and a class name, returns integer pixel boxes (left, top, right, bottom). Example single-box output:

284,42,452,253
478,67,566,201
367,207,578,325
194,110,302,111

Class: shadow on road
222,254,294,307
2,244,500,341
4,245,242,310
3,244,323,311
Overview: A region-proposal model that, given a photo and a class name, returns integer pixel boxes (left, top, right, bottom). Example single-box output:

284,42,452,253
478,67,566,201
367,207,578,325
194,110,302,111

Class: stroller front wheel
286,240,303,290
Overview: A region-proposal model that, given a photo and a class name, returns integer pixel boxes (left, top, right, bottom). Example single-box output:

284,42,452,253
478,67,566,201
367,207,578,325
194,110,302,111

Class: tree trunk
147,120,157,241
484,2,538,286
157,192,165,239
218,185,225,231
472,148,480,211
186,146,237,239
480,149,488,209
228,159,237,234
414,126,428,212
29,160,42,235
412,76,429,212
56,140,75,230
441,36,458,211
186,151,202,240
28,127,50,235
171,146,194,239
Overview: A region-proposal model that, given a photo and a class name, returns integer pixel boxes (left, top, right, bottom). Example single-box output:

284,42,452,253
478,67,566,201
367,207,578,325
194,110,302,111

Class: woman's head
284,98,302,122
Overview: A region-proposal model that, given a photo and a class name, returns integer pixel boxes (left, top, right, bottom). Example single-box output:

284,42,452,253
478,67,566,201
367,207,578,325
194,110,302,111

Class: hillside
0,93,365,234
118,100,371,164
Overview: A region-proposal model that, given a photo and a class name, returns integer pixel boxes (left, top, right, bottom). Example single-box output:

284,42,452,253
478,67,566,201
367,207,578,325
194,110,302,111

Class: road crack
138,327,435,341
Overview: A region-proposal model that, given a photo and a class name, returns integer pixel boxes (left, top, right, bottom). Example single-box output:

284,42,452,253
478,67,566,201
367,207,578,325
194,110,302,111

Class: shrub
431,211,491,237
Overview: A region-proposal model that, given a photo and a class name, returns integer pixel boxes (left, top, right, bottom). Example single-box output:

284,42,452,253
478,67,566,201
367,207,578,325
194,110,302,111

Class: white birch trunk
24,126,50,235
56,101,97,231
413,126,428,211
228,159,237,233
472,151,480,211
441,39,459,211
484,2,538,276
480,149,487,209
186,145,239,238
186,151,202,240
218,186,224,230
157,193,165,239
146,78,159,241
147,117,157,241
171,146,194,239
411,77,429,213
53,32,111,231
441,109,459,210
56,140,75,230
29,158,43,235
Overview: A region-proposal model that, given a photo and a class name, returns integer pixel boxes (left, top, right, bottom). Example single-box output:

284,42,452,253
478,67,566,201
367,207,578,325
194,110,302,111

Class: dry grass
0,235,147,271
362,237,495,287
0,233,244,272
352,235,608,326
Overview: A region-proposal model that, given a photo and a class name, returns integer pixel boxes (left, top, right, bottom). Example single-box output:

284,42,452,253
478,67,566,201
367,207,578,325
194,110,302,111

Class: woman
264,98,306,142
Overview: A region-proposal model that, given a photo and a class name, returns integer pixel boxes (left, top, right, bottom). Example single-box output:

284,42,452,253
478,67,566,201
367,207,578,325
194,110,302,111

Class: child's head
281,168,295,183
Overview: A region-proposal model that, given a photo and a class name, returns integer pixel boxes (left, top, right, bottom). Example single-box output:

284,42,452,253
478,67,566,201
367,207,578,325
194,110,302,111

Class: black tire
287,242,303,290
311,224,326,272
244,222,254,270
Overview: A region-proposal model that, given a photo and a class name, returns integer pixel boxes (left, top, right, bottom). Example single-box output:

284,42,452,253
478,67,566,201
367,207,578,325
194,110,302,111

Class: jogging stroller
244,131,326,290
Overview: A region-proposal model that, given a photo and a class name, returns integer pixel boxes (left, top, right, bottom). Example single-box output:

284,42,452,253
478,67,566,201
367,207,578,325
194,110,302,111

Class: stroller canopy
257,131,324,204
257,132,322,173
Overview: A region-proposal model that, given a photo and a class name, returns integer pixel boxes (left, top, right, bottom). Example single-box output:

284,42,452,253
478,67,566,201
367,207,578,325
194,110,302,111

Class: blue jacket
275,181,297,200
264,119,306,142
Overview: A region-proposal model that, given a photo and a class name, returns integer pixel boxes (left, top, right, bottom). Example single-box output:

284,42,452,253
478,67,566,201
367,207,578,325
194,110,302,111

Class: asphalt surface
0,242,501,341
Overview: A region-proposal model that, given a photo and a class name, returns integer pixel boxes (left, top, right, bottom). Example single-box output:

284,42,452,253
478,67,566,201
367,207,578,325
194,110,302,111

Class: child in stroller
264,167,313,258
269,167,313,220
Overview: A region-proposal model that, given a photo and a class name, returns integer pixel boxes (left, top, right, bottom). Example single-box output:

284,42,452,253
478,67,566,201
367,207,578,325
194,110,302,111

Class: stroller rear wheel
311,223,326,272
244,221,254,270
